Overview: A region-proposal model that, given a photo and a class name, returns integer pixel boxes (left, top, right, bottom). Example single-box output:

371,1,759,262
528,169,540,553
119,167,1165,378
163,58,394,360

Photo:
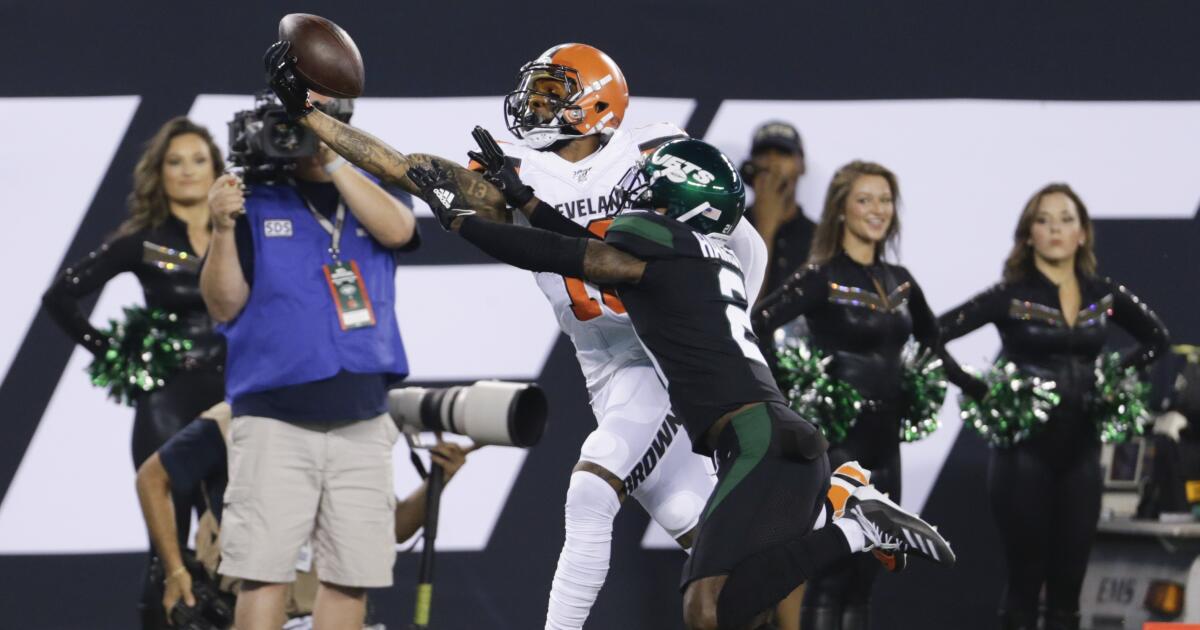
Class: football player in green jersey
408,138,955,630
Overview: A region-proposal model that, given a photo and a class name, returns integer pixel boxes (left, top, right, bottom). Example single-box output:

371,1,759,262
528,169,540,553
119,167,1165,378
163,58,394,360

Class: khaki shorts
220,414,400,588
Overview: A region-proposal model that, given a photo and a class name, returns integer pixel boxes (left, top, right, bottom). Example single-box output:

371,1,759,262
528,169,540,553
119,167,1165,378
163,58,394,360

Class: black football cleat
825,462,907,572
846,485,955,567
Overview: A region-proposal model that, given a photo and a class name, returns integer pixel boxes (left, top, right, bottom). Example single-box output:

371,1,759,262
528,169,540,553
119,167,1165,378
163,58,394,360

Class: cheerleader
753,160,978,630
937,183,1168,630
42,117,226,627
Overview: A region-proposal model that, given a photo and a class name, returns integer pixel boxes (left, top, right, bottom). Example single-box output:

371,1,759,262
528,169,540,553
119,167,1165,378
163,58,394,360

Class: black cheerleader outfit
753,252,977,630
937,270,1168,630
44,215,225,465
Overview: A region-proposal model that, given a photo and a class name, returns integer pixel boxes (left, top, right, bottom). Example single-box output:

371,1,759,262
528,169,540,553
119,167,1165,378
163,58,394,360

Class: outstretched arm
409,163,646,285
264,41,506,219
461,219,646,285
301,110,507,219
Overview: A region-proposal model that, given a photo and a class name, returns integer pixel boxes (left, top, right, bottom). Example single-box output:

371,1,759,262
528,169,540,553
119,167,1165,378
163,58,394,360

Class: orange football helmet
504,43,630,150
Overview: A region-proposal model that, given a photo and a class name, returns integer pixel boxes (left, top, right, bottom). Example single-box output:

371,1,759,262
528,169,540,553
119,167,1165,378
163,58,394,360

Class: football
277,13,365,98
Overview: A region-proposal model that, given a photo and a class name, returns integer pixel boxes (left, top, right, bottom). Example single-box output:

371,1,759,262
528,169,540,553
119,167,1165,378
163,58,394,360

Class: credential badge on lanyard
301,192,377,330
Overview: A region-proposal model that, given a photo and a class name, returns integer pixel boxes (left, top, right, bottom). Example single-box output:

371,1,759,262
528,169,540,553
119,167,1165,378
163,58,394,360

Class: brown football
278,13,365,98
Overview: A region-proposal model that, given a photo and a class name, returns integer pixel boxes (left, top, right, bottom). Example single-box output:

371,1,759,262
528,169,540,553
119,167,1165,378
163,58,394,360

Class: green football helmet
614,138,745,236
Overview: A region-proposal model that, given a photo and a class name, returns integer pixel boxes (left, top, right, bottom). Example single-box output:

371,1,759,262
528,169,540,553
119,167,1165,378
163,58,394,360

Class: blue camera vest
219,182,410,401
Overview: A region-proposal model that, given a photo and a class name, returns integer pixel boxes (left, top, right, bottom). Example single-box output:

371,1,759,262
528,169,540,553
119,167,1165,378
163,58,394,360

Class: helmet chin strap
523,125,605,151
523,128,571,150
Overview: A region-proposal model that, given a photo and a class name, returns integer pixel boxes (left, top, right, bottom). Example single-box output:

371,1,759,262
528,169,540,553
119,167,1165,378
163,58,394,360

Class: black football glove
408,164,476,231
263,41,313,120
467,126,535,209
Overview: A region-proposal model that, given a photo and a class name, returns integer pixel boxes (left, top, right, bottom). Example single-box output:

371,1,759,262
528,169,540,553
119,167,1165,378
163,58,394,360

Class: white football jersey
499,122,768,395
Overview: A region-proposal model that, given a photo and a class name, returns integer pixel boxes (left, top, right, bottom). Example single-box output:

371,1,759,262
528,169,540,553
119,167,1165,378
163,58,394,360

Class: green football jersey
605,210,785,455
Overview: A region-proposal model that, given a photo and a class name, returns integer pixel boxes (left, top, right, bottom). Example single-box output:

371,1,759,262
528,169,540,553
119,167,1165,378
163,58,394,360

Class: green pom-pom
776,340,863,443
86,306,193,406
1093,352,1151,443
960,360,1061,448
899,342,947,443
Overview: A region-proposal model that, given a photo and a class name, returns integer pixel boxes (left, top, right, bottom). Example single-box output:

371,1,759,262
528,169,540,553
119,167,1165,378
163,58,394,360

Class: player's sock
810,461,869,533
826,461,871,519
833,518,866,553
545,471,622,630
716,526,851,629
811,504,829,530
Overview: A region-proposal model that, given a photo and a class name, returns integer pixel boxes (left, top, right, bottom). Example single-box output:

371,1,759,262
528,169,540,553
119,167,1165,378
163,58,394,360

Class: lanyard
298,192,347,261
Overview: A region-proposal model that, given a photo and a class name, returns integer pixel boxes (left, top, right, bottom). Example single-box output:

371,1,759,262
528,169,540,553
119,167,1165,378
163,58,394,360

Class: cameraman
136,402,468,627
200,92,419,630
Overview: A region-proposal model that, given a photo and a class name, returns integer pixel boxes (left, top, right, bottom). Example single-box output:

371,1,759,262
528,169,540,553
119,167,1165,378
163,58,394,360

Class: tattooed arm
262,41,505,219
456,219,646,285
581,240,647,285
301,109,508,221
408,163,647,284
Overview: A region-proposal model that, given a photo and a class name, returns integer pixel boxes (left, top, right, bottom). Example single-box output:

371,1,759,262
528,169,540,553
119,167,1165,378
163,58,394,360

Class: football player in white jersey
263,40,767,629
462,44,768,629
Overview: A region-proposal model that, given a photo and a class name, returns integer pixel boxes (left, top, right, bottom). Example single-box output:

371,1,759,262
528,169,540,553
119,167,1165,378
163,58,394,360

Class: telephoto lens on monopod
387,381,548,447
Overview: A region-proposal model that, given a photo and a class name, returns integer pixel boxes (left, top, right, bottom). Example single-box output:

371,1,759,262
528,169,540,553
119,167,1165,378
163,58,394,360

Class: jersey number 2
718,267,768,365
565,219,627,321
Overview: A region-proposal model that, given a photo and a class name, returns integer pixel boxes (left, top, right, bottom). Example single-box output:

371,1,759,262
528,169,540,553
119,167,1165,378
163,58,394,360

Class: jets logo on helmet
613,139,745,237
504,43,630,150
650,153,716,185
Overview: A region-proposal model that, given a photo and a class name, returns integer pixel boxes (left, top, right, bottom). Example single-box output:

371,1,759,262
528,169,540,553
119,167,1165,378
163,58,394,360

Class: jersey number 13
565,218,626,321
